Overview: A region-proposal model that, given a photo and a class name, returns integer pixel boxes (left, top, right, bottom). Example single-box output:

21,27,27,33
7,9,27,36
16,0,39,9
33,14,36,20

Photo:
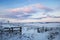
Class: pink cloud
34,4,46,9
8,3,50,13
22,7,33,13
1,3,52,15
8,8,21,13
1,3,53,19
34,3,53,12
8,7,34,14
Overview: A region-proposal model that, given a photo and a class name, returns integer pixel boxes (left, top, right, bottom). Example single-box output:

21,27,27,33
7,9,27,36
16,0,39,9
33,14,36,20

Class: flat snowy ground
0,27,60,40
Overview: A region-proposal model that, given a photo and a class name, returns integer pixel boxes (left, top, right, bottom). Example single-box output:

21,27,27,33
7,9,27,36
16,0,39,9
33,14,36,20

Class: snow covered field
0,22,60,40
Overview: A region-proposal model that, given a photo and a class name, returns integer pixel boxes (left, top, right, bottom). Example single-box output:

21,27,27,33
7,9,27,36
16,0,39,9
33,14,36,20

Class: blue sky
0,0,60,22
0,0,60,8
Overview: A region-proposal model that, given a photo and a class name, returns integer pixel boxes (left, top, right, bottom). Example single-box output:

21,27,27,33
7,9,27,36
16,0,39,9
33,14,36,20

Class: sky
0,0,60,22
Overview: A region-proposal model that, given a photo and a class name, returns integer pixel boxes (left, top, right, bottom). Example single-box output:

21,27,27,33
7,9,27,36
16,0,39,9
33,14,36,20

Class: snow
0,22,60,40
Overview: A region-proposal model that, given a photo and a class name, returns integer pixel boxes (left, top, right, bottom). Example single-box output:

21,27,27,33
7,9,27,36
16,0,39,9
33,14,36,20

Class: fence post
11,27,13,33
20,27,22,35
37,28,40,33
0,30,3,40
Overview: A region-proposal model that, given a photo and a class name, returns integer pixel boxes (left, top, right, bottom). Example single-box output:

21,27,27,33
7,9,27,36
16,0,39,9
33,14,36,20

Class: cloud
47,7,60,18
8,3,52,13
0,17,60,23
34,3,47,9
0,3,53,19
8,6,35,13
34,4,53,12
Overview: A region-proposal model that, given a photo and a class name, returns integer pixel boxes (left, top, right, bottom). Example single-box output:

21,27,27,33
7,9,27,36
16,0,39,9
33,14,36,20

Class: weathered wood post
19,27,22,35
8,28,10,33
1,31,3,40
37,28,40,33
11,27,13,33
0,25,3,40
